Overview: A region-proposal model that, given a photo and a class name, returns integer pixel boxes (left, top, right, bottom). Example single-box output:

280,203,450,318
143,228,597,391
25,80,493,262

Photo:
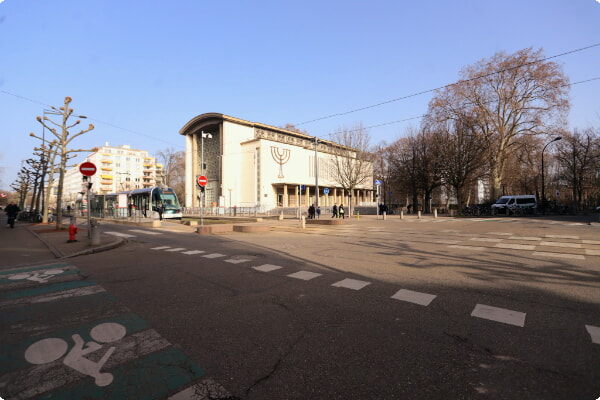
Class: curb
29,228,126,259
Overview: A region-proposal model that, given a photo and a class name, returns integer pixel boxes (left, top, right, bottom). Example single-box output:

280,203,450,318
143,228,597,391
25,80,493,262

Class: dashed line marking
545,234,579,239
151,246,171,250
448,245,486,251
129,229,163,235
287,271,322,281
585,325,600,344
202,253,226,259
532,252,585,260
105,231,136,238
224,258,251,264
495,243,536,250
471,304,526,327
331,278,371,291
165,248,187,252
391,289,436,306
508,236,541,241
470,237,503,242
253,264,283,272
539,241,582,248
181,250,205,255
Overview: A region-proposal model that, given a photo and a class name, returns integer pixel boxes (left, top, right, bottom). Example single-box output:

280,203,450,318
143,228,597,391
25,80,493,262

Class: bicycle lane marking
0,263,234,400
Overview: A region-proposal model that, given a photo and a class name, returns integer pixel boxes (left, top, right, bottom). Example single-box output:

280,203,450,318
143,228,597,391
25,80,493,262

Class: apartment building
54,144,163,206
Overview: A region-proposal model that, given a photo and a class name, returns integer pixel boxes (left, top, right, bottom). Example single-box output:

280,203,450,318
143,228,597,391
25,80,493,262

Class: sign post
197,175,208,226
79,162,97,238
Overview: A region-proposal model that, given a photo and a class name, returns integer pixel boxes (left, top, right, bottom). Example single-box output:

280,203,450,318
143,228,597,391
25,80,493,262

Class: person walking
339,204,345,219
316,206,321,219
332,203,338,218
5,202,20,228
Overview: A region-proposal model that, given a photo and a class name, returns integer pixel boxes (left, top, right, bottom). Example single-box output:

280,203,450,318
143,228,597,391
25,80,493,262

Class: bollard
434,209,438,219
279,211,284,221
356,212,360,220
300,215,306,229
418,211,422,219
90,219,101,246
67,217,78,243
383,211,386,220
400,210,404,220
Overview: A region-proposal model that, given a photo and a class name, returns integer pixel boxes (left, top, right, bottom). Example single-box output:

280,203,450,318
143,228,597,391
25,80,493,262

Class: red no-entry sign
197,175,208,187
79,162,97,176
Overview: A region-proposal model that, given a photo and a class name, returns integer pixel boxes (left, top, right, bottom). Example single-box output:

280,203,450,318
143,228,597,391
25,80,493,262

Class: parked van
492,195,537,215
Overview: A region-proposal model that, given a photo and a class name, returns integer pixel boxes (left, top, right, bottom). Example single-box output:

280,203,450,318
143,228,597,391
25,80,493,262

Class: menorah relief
271,146,291,178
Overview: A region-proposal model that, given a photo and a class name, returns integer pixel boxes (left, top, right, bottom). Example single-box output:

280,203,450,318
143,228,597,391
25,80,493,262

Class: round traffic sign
197,175,208,187
79,162,97,176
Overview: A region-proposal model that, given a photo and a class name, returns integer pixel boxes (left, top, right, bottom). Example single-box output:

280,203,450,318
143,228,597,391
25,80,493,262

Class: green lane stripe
35,347,204,400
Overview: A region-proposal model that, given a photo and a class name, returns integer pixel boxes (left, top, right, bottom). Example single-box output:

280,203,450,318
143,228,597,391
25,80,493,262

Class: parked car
492,195,537,215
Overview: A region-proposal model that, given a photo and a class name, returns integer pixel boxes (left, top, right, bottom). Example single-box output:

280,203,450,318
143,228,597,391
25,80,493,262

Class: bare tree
556,128,600,211
428,47,570,200
156,148,185,196
431,116,488,211
329,123,373,215
31,97,95,229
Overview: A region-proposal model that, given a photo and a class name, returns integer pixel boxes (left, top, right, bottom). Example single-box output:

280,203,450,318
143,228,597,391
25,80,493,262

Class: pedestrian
5,202,20,228
308,204,315,219
339,204,345,219
156,200,164,221
316,206,321,219
332,203,338,218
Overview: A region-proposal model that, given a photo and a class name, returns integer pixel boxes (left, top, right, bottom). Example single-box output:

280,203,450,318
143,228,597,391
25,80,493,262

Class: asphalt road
2,216,599,399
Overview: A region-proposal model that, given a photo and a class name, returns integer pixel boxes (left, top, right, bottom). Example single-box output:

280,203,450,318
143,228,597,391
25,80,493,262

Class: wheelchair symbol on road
24,322,127,386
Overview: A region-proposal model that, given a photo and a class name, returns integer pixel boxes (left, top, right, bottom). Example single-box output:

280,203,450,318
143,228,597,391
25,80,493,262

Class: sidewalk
0,217,124,268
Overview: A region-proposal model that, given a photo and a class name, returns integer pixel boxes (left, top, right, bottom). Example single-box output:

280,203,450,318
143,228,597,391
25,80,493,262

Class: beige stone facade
179,113,374,209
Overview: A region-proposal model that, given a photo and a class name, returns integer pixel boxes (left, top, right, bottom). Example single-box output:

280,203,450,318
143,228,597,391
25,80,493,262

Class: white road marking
224,258,251,264
448,245,486,251
585,249,600,256
495,243,536,250
486,232,514,236
470,237,503,242
585,325,600,344
508,236,541,241
168,378,232,400
182,250,205,255
253,264,283,272
539,241,582,248
532,252,585,260
104,231,136,238
545,234,579,239
165,248,186,252
151,246,172,250
202,253,226,259
583,239,600,245
331,278,371,290
129,229,163,235
0,286,106,309
287,271,322,281
391,289,436,306
471,304,526,327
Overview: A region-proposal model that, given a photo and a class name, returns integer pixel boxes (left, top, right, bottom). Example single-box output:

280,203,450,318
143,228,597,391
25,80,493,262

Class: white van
492,195,537,215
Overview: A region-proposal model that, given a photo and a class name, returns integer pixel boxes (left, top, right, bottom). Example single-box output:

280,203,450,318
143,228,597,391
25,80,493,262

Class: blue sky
1,0,599,188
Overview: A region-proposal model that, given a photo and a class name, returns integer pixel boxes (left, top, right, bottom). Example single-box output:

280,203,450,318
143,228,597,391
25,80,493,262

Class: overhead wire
295,43,600,127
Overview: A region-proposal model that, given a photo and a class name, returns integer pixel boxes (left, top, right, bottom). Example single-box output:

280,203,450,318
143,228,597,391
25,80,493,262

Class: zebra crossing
146,244,600,344
0,262,232,400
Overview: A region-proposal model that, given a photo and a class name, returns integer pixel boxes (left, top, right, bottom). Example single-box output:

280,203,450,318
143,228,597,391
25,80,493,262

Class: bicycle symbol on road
24,322,127,386
8,269,65,283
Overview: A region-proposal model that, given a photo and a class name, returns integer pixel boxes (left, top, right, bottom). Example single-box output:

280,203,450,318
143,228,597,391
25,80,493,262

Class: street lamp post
541,136,562,215
314,137,319,208
200,131,212,226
